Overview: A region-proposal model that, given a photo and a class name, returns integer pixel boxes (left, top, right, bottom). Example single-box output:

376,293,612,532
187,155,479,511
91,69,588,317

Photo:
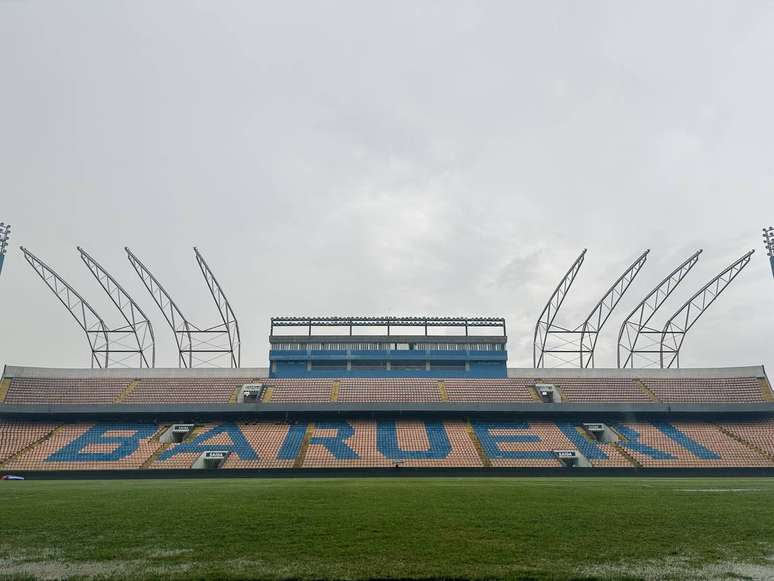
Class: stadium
2,244,773,478
3,4,774,578
2,235,774,579
2,363,774,475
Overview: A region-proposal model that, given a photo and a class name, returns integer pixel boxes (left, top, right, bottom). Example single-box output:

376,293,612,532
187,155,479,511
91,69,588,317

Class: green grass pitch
1,477,773,580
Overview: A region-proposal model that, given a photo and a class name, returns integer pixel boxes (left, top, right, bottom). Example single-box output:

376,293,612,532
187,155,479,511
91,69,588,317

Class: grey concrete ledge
2,365,270,380
508,365,768,380
1,401,773,418
2,364,767,381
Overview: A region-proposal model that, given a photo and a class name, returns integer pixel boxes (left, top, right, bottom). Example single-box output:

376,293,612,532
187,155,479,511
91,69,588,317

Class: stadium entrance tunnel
581,422,619,443
160,424,195,444
536,383,561,403
238,384,264,403
553,450,591,467
193,451,230,469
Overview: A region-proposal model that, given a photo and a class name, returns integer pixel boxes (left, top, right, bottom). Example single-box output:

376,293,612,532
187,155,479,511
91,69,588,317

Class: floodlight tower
764,227,774,278
0,222,10,276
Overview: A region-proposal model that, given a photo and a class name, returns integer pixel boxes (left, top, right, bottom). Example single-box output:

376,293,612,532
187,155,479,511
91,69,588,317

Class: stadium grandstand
5,8,774,579
2,258,773,475
1,356,773,474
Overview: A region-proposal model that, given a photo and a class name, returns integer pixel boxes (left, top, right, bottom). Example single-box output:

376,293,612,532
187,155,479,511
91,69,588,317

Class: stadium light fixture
764,226,774,278
0,222,11,276
764,227,774,255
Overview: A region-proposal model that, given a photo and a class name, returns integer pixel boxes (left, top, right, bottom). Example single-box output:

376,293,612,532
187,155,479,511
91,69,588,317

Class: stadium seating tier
3,375,770,405
2,418,772,471
641,378,767,403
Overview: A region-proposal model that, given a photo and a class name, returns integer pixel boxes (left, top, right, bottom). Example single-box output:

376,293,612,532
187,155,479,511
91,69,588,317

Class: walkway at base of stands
8,467,774,479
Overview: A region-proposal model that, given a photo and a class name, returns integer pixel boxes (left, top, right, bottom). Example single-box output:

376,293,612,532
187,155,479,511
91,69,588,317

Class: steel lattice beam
125,247,193,367
617,250,702,368
194,247,240,367
21,247,110,368
534,249,649,368
125,247,240,368
578,250,649,368
271,316,506,328
533,249,586,368
659,249,754,368
78,247,155,368
272,316,506,337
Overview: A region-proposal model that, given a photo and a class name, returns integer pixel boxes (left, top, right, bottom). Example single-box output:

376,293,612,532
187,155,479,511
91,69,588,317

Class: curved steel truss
78,247,155,368
617,250,702,368
21,247,151,368
533,250,586,368
534,250,649,368
659,250,754,368
126,247,240,368
194,247,240,367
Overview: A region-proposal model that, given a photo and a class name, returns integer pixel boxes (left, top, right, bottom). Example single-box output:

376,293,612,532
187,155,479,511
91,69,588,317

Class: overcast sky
1,1,773,372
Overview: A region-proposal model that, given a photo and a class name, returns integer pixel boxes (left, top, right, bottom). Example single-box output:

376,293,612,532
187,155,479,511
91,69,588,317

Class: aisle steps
114,380,139,403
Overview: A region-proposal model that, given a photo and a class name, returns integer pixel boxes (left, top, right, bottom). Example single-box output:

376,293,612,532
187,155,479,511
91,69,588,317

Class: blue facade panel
271,349,506,362
270,349,508,379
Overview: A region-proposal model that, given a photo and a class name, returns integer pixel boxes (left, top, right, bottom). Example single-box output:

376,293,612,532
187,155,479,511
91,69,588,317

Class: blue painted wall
269,348,508,378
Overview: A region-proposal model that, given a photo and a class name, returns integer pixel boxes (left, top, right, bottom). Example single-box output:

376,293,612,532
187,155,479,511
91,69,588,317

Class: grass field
1,477,774,580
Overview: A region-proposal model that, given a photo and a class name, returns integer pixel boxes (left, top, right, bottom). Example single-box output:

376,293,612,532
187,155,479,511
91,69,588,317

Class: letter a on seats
377,420,451,459
159,423,257,461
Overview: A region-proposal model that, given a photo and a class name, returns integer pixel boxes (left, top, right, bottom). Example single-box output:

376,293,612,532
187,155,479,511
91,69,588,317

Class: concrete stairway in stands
466,419,491,468
293,424,315,468
330,381,340,402
438,381,449,402
114,380,140,403
0,424,61,468
635,380,659,402
714,423,774,463
0,379,10,402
